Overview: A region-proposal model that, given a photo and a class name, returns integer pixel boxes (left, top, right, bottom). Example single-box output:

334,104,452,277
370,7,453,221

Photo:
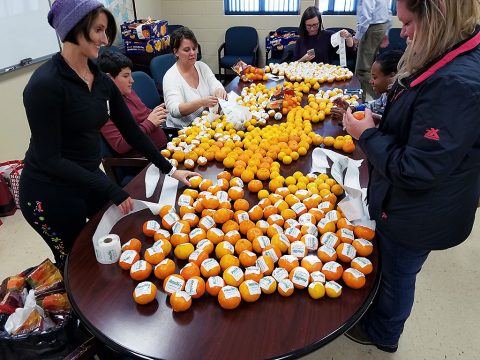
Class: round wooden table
65,76,380,360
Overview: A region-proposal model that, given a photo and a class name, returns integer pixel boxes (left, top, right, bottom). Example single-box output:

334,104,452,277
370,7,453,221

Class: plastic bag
219,98,252,130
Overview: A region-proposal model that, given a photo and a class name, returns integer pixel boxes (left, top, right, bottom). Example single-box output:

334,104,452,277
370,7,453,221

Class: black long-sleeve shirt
23,53,172,205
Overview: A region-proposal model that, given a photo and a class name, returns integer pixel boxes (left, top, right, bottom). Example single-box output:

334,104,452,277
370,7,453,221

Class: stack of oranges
120,169,376,312
240,65,268,82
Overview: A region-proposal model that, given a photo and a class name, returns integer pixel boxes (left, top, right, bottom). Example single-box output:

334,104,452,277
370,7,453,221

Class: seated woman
98,50,167,157
163,27,227,128
331,50,404,122
294,6,354,63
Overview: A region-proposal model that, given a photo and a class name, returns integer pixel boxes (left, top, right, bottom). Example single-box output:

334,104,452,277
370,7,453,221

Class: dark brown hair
298,6,324,38
170,26,199,52
63,7,116,46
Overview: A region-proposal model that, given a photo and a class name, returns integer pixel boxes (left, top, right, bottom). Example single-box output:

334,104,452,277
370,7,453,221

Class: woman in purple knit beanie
20,0,196,268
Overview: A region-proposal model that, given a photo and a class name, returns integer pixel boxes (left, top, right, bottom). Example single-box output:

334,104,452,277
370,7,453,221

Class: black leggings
19,171,111,269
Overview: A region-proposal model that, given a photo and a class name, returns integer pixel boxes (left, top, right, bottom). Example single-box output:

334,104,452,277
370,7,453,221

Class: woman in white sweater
163,27,227,128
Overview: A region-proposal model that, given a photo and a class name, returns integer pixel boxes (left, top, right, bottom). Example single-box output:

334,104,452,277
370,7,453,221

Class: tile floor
1,210,479,359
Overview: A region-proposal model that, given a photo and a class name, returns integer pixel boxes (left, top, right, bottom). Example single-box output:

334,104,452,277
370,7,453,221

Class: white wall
0,0,400,161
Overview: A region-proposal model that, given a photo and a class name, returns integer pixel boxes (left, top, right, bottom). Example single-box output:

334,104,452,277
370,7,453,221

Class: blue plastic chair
218,26,258,80
150,53,177,98
379,28,407,54
131,71,161,109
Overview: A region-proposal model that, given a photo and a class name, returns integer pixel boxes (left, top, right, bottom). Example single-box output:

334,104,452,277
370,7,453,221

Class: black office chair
325,27,357,72
265,27,298,65
379,28,407,54
279,43,296,63
218,26,259,82
131,71,161,109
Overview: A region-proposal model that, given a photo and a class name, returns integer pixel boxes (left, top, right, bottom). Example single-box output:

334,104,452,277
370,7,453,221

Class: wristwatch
167,166,177,176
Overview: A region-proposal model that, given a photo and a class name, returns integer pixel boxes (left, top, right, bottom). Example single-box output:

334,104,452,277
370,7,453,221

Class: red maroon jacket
101,91,167,157
358,27,480,250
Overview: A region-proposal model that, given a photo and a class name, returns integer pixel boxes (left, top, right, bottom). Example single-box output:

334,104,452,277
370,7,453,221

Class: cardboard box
121,19,168,41
124,35,171,55
266,31,299,51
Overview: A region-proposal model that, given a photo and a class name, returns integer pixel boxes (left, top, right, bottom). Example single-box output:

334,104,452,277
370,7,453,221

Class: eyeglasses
306,23,320,29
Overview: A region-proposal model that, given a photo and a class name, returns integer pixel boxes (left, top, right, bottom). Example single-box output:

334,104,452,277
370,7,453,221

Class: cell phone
307,49,315,57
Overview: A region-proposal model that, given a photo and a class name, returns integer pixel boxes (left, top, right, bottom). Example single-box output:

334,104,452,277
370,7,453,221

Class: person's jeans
363,229,430,346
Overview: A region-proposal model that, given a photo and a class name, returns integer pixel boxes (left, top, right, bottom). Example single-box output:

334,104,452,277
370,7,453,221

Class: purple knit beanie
48,0,104,41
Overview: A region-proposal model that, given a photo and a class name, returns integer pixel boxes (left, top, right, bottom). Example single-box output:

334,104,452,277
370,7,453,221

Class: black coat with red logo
358,28,480,250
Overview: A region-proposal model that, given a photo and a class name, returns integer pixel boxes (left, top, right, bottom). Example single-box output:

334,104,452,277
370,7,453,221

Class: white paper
145,164,160,198
5,290,46,334
330,31,347,67
266,73,284,81
157,176,179,206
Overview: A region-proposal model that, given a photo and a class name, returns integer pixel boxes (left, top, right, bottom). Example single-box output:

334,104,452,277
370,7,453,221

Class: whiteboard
0,0,60,74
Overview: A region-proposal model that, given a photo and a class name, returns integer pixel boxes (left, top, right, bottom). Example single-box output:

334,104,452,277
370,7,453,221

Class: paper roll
94,234,121,264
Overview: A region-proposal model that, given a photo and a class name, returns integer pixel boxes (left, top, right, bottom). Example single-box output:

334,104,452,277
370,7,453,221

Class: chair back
276,26,298,33
131,71,161,109
150,53,177,93
280,43,296,63
224,26,258,56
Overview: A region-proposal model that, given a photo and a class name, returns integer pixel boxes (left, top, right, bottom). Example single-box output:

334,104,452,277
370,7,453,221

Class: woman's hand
171,170,201,187
148,104,168,127
202,96,219,108
117,197,134,215
299,53,315,62
214,88,228,100
340,29,354,47
343,108,376,140
331,107,347,121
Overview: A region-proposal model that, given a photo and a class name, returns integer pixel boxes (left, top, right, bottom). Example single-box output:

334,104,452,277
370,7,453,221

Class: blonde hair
397,0,480,82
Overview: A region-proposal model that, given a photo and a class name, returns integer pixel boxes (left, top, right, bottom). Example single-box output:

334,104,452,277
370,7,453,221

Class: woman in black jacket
344,0,480,352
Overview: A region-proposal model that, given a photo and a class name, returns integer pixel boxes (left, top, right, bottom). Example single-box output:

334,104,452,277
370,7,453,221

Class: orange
256,220,270,234
220,254,240,271
241,169,255,183
199,178,213,191
263,205,278,219
354,225,375,241
234,199,250,212
217,170,232,182
159,204,174,218
248,205,263,222
270,233,289,253
198,215,216,231
277,279,295,297
170,232,189,247
206,276,225,296
161,212,180,230
310,270,326,284
278,255,300,272
122,238,142,253
142,220,160,237
224,230,241,245
174,243,195,260
285,227,302,242
223,266,244,287
184,276,206,298
256,255,275,275
342,268,366,289
180,262,201,280
144,247,166,265
244,265,263,282
288,241,308,259
154,258,175,280
239,280,261,302
309,208,325,222
267,214,284,227
228,186,245,200
325,280,343,298
189,228,207,245
245,226,262,242
133,281,157,305
234,238,253,255
154,230,171,242
230,177,244,188
130,260,153,281
259,276,277,294
239,219,255,235
119,250,140,270
196,239,214,255
179,205,195,218
336,243,357,263
200,258,221,277
222,220,240,234
351,239,373,257
301,233,319,251
321,261,343,281
291,202,308,217
252,235,271,253
258,198,271,209
271,267,289,282
337,228,355,244
307,281,326,300
352,111,365,120
351,257,373,275
215,241,235,258
262,244,281,263
289,267,310,289
248,180,263,193
218,286,242,310
256,168,271,181
239,250,258,267
202,196,220,210
337,217,354,231
207,228,225,244
163,274,186,296
320,232,341,249
301,255,323,273
317,245,338,263
213,208,233,224
170,290,192,312
188,249,209,266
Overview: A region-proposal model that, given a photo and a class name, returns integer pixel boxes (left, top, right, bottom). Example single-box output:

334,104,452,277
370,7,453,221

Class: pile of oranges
124,170,376,312
240,66,268,82
267,62,354,83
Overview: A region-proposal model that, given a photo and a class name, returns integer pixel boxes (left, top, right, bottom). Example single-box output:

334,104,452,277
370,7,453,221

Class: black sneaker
345,322,398,353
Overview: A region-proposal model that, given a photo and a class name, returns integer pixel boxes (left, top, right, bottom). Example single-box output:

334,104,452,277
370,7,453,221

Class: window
224,0,300,15
317,0,397,16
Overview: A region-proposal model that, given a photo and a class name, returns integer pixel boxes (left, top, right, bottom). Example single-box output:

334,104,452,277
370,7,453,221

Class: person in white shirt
163,27,227,128
354,0,392,100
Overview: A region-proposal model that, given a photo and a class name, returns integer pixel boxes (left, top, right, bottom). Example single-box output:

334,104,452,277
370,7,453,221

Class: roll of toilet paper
94,234,121,264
